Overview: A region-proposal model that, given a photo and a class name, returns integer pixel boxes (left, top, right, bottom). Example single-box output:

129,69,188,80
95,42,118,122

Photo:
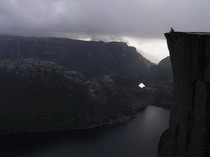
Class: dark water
0,106,170,157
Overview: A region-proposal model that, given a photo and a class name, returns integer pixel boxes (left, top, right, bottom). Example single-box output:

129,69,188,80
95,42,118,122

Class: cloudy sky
0,0,210,63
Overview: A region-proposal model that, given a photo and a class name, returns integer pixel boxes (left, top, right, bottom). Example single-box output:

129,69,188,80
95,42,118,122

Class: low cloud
0,0,210,39
0,0,209,62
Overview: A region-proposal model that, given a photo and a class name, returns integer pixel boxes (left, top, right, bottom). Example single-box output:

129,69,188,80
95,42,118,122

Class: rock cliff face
0,59,148,133
158,32,210,157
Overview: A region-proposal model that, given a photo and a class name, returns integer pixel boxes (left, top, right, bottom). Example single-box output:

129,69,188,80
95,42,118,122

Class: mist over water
0,106,170,157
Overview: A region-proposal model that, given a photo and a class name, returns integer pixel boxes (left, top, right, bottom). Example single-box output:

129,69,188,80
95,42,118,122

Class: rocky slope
0,35,153,83
158,32,210,157
0,59,149,133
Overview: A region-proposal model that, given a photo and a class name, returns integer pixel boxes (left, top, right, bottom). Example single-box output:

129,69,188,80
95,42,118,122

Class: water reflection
0,106,170,157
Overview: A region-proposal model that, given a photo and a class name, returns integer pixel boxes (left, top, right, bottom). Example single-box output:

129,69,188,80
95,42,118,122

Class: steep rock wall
158,32,210,157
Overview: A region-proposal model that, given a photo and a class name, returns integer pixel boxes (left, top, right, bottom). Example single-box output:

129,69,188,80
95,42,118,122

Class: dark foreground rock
158,32,210,157
0,59,149,134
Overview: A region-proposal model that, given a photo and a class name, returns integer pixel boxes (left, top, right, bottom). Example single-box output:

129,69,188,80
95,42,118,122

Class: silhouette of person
170,27,174,33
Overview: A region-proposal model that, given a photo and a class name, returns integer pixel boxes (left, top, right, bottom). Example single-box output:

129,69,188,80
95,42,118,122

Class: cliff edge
158,32,210,157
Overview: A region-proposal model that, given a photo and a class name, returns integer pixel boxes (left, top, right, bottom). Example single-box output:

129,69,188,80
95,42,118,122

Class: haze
0,0,210,63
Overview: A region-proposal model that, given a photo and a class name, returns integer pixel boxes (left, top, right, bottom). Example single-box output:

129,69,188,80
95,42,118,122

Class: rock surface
158,32,210,157
0,59,148,133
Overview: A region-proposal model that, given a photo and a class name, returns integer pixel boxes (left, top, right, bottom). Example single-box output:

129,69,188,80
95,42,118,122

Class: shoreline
0,107,144,136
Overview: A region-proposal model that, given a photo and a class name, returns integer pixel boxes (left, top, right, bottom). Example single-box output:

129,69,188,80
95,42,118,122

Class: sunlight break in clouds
123,37,169,63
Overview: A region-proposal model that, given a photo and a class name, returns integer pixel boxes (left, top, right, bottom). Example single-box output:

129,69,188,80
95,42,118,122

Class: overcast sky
0,0,210,63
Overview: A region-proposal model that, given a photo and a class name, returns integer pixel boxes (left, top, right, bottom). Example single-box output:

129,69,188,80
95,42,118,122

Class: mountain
0,59,150,133
0,35,172,133
0,35,153,84
141,56,173,108
145,56,173,83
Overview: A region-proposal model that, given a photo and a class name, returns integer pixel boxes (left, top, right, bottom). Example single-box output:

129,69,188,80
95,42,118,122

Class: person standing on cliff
170,27,174,33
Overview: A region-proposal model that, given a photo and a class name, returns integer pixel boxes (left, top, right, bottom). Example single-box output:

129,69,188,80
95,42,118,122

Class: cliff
0,59,149,133
158,32,210,157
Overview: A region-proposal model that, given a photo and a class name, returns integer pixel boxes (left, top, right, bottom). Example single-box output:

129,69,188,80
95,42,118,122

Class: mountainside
0,35,173,133
144,56,173,108
0,35,153,83
0,59,150,133
145,56,173,83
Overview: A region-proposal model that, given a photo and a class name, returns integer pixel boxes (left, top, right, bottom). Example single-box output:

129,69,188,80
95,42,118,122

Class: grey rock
158,32,210,157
